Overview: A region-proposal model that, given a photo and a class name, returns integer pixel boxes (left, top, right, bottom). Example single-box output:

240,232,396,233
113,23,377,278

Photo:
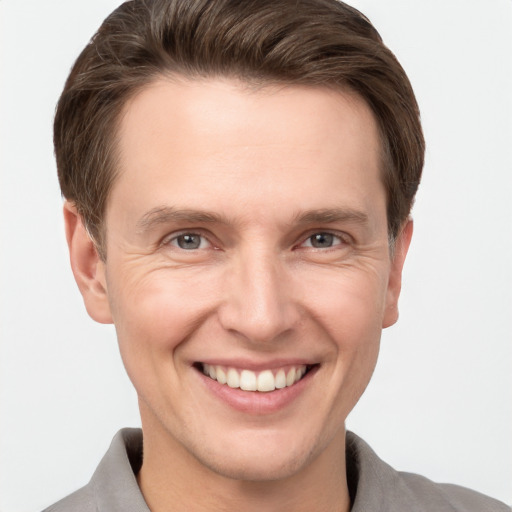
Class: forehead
118,77,380,162
109,78,384,228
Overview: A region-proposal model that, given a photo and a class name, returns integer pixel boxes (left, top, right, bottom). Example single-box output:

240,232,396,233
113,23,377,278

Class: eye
169,233,211,250
301,232,345,249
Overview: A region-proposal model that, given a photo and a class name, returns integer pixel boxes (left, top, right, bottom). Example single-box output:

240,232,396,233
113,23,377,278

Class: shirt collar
90,428,150,512
89,428,401,512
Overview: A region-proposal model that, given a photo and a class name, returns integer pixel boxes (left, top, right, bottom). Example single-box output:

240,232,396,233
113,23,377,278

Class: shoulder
41,428,147,512
347,431,510,512
41,484,96,512
398,470,511,512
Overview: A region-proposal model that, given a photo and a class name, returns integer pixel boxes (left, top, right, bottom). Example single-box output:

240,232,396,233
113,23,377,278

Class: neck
136,413,351,512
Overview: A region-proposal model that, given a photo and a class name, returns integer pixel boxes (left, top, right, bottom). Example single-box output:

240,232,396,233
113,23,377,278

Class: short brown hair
54,0,424,257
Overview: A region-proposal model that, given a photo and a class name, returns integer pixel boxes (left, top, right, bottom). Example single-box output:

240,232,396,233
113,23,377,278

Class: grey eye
175,234,202,250
309,233,335,248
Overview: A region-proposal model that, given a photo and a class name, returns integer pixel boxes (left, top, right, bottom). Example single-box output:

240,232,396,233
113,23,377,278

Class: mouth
195,363,316,393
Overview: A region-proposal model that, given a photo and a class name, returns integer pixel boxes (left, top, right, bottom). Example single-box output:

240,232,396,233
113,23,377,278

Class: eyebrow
136,206,369,233
136,206,225,233
294,208,369,226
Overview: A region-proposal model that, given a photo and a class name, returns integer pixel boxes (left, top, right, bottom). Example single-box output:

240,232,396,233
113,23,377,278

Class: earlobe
382,219,413,328
63,201,113,324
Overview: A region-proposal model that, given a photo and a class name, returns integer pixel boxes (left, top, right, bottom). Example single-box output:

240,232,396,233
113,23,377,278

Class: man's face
79,78,409,480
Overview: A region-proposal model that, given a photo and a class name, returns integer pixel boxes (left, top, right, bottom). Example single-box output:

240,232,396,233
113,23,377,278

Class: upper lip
195,358,318,371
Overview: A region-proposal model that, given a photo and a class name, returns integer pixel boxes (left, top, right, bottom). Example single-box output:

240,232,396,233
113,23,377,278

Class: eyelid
296,230,352,249
160,229,214,249
158,228,352,251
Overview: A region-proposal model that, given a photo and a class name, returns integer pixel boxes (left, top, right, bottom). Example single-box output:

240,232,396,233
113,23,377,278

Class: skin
65,78,412,512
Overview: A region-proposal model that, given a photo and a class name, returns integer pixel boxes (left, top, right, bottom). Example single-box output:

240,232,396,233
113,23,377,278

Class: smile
200,364,312,392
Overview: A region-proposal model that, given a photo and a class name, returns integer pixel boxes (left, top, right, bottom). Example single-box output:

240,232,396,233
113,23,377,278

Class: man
43,0,509,510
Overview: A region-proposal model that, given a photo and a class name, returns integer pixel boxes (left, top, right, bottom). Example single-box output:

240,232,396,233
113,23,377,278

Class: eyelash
298,232,348,250
161,230,350,252
163,231,213,250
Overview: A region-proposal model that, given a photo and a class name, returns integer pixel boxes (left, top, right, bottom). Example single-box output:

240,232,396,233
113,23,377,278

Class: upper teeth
202,364,308,392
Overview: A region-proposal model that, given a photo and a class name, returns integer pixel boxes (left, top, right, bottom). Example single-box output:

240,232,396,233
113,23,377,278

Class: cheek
320,284,383,371
298,268,385,407
299,265,388,342
106,266,220,380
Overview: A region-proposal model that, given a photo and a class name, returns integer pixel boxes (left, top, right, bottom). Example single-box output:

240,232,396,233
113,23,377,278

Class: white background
1,1,511,510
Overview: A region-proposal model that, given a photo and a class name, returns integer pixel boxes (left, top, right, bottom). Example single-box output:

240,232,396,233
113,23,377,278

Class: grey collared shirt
43,428,510,511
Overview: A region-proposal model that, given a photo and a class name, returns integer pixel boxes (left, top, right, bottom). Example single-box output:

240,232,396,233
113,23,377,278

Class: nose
217,249,301,344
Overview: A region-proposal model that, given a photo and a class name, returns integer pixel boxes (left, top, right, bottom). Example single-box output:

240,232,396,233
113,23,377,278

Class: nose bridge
219,245,299,343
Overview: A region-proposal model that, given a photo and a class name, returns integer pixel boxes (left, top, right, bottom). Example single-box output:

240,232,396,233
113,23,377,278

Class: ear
382,219,413,328
63,201,113,324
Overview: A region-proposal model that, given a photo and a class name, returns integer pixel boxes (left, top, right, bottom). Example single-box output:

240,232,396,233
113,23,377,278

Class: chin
186,425,331,483
196,446,310,482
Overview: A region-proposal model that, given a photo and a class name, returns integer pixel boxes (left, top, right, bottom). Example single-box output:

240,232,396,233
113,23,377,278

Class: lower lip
196,366,318,415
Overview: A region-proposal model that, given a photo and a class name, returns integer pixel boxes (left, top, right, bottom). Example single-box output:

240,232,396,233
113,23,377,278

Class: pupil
178,234,200,249
311,233,333,248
